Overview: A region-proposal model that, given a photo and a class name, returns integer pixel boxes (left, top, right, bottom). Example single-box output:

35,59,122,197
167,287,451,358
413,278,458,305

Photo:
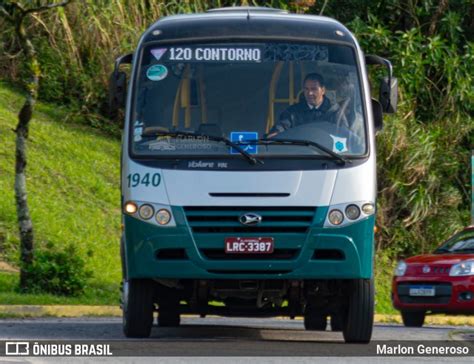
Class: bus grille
183,206,316,234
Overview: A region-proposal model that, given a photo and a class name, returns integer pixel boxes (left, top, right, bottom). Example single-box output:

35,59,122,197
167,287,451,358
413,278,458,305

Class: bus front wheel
342,279,374,343
122,279,155,338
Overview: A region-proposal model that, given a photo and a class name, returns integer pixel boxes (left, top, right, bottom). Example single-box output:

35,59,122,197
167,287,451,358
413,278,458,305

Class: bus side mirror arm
365,55,398,114
109,53,133,117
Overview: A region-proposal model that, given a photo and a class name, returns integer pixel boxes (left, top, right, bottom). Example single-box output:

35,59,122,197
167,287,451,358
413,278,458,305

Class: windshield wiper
243,138,349,166
140,130,263,165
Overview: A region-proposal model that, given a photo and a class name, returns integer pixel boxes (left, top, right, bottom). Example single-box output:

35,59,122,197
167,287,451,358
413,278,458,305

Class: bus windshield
131,42,367,158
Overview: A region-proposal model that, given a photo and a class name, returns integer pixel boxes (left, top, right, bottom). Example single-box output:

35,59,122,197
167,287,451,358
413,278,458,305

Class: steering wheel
275,121,364,154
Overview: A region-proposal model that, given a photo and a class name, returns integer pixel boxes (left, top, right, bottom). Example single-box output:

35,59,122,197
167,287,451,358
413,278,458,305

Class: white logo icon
6,342,29,356
239,213,263,226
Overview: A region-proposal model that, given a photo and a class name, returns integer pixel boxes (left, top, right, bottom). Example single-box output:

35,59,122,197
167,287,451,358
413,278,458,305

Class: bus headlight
124,201,138,214
328,209,344,225
325,201,374,228
138,204,154,220
156,209,172,225
345,204,361,220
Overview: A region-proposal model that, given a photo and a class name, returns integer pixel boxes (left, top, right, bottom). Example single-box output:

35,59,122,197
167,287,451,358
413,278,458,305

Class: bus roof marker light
152,30,162,36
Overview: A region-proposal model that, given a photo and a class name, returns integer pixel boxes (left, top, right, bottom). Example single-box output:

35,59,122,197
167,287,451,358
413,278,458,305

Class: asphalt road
0,316,472,358
0,316,463,341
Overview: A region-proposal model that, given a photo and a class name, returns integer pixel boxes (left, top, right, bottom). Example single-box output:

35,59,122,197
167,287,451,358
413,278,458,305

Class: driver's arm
267,110,293,137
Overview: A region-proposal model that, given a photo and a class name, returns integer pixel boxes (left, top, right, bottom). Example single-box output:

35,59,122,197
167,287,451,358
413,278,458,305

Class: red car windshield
435,230,474,254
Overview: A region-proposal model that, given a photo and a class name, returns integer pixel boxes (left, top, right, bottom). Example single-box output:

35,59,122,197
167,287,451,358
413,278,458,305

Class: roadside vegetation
0,1,472,313
0,82,120,305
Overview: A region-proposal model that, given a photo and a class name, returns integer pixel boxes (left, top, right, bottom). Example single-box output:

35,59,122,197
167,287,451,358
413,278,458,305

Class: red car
392,226,474,327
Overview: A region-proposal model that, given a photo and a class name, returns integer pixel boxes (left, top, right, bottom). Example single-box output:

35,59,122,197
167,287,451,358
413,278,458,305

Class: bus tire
342,278,374,343
122,279,154,338
120,236,127,280
304,306,327,331
401,310,425,327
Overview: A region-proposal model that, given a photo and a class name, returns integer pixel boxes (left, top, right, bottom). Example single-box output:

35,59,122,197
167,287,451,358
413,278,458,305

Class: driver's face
303,79,325,107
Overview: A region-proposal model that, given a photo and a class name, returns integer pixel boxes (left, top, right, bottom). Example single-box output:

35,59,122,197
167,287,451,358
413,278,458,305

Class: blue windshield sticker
330,134,348,153
146,64,168,81
230,132,258,154
151,48,167,61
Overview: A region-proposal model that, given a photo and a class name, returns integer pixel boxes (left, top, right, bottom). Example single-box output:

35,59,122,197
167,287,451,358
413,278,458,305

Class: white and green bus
109,6,397,342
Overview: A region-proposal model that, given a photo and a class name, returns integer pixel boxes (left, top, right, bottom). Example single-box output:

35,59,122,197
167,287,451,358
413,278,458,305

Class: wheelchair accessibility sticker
230,132,258,154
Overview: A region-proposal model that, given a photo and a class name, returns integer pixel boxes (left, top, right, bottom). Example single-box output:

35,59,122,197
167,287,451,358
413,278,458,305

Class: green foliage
0,82,121,300
349,15,473,121
374,251,397,314
0,271,119,305
21,243,92,296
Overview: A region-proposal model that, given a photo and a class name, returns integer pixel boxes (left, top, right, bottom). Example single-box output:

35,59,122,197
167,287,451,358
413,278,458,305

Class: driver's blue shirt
270,96,338,134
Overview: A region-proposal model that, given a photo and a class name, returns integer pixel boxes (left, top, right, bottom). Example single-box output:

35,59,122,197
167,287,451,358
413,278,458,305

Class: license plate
409,286,435,297
224,237,274,254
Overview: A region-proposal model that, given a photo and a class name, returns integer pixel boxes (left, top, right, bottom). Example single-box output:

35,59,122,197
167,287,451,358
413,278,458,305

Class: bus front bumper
123,208,374,280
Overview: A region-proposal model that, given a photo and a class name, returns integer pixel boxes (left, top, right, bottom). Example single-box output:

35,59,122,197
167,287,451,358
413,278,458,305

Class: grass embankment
0,81,398,312
0,82,121,305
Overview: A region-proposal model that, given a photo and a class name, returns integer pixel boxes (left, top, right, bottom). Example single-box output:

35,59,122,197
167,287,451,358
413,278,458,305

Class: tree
0,0,71,291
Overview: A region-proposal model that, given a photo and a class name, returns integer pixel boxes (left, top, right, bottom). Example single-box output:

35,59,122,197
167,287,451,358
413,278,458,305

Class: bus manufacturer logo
422,265,431,273
239,213,262,226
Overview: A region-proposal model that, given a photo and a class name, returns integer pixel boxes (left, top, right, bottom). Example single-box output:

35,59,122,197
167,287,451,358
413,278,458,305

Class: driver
268,73,338,137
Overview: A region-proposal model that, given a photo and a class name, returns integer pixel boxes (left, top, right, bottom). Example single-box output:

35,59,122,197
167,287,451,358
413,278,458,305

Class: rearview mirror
108,71,127,115
380,76,398,114
108,53,133,117
365,55,398,114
